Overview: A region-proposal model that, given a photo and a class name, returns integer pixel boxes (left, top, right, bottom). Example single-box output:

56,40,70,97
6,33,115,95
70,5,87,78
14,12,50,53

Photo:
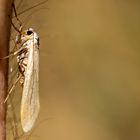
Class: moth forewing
20,30,40,132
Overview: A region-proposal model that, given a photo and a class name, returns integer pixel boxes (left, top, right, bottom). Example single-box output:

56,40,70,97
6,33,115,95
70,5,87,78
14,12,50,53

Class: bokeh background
8,0,140,140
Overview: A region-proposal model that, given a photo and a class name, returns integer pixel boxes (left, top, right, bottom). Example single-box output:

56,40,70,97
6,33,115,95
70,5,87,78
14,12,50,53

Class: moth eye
27,30,33,35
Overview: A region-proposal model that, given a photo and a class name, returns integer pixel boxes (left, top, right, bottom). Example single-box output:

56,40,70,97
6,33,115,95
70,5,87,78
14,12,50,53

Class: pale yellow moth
17,28,40,132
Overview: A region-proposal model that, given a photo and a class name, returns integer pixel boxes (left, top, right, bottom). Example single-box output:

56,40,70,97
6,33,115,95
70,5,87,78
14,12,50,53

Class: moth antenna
12,2,22,27
15,0,48,17
8,15,21,33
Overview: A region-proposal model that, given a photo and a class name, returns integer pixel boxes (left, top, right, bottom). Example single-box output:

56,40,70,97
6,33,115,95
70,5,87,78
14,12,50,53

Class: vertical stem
0,0,12,139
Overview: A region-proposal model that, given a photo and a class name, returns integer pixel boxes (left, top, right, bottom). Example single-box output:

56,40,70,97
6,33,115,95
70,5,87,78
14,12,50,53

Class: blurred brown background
11,0,140,140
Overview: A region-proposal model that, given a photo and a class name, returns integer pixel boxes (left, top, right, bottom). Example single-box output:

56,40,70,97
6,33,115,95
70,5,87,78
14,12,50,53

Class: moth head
21,28,39,45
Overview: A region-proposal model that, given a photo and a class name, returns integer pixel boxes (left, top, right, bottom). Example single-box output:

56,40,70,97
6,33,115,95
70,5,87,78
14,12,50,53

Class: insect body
17,28,40,132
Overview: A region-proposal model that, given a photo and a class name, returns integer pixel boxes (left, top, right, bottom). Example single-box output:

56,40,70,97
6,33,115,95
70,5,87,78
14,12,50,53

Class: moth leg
3,74,22,103
0,53,15,60
0,46,26,60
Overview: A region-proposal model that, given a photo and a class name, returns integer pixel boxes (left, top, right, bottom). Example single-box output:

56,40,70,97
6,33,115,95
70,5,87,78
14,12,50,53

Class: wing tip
22,121,34,132
21,113,39,132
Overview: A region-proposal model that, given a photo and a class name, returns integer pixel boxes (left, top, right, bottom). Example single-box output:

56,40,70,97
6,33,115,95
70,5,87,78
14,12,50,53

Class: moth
17,27,40,132
1,3,40,133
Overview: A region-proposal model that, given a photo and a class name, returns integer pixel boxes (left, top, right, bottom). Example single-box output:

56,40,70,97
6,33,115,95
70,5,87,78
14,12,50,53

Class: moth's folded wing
21,46,39,132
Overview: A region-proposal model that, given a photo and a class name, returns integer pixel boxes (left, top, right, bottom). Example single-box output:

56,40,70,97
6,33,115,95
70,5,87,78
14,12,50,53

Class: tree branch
0,0,12,139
